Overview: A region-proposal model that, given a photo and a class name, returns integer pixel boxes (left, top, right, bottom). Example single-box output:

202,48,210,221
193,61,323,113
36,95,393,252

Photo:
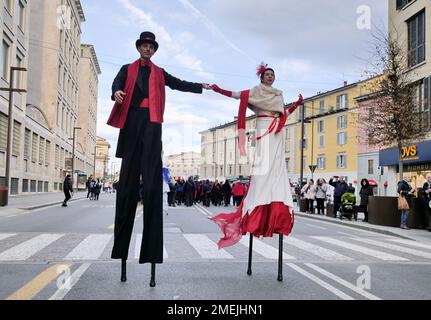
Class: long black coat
111,64,203,158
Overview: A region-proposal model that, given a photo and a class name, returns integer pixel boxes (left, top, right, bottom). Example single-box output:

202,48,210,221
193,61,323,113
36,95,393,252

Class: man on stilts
107,31,209,287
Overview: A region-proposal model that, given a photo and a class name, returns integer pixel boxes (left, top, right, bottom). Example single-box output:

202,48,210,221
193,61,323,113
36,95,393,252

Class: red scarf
107,59,166,129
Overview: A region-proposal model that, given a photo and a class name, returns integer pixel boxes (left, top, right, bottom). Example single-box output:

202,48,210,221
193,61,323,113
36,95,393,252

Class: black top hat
136,31,159,52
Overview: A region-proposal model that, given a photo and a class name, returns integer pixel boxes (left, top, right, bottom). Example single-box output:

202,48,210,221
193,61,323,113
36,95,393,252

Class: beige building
94,136,110,180
167,151,201,179
79,44,101,176
200,116,255,181
0,0,30,194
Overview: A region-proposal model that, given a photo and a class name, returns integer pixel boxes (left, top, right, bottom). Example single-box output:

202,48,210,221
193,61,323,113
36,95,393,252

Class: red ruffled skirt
210,200,294,249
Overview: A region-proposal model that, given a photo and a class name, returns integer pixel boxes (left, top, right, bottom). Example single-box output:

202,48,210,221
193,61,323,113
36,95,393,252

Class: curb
18,196,87,211
295,212,417,241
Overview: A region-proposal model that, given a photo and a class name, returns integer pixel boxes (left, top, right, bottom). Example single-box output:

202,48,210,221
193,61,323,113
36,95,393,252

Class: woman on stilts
209,63,303,281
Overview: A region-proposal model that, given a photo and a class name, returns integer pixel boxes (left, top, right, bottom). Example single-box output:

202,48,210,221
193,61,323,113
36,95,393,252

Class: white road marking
49,263,91,300
350,237,431,260
284,237,352,261
0,233,16,241
286,263,354,300
305,263,381,300
306,224,326,230
0,234,64,261
312,237,409,261
134,234,168,259
183,234,233,259
194,205,209,217
239,237,296,260
387,238,431,251
65,234,112,260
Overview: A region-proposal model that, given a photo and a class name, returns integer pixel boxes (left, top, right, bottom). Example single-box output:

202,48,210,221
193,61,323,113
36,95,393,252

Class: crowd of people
85,175,118,201
166,177,248,208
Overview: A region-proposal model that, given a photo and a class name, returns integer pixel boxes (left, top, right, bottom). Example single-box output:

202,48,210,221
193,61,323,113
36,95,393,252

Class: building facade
381,0,431,194
94,136,110,181
167,151,201,179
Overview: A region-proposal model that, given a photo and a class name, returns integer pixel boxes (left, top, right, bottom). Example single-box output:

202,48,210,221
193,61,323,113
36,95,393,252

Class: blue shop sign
379,140,431,166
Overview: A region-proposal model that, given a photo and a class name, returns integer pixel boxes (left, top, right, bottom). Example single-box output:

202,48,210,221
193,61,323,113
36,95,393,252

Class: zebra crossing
1,232,431,263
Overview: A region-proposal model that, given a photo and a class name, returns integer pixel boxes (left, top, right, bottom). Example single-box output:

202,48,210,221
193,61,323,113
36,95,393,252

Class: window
30,180,36,192
286,158,290,173
319,100,325,114
299,138,308,149
24,129,30,159
2,40,11,80
45,141,51,166
337,132,347,145
22,179,28,192
15,55,23,88
55,145,60,168
18,2,26,30
32,133,38,162
336,94,348,110
408,11,426,67
337,155,347,169
302,157,307,171
317,156,326,170
12,121,21,156
337,115,347,129
317,120,324,133
0,113,7,151
319,135,325,148
396,0,413,10
424,76,430,112
368,159,374,175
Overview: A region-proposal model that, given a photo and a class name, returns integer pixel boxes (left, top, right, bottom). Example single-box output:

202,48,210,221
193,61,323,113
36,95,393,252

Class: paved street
0,193,431,300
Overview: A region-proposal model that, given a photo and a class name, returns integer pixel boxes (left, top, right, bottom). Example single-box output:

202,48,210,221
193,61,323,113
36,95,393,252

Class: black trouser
360,204,368,222
224,194,231,206
63,190,71,205
87,188,91,198
111,108,163,264
333,196,342,217
316,198,325,215
307,199,314,213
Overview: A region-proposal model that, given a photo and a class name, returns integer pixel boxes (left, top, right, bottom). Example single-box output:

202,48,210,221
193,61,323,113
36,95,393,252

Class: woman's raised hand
209,84,233,97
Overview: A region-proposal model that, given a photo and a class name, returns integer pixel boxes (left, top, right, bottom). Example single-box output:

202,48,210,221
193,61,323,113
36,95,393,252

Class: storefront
379,140,431,191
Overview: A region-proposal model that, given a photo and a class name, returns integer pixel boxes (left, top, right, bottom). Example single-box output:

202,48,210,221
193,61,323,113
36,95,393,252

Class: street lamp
0,66,27,206
68,127,81,190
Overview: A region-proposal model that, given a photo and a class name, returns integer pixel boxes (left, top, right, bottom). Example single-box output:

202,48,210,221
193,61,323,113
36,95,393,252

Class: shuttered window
45,141,50,166
12,121,21,156
55,145,59,168
39,137,45,164
0,113,7,151
24,128,31,159
31,133,38,162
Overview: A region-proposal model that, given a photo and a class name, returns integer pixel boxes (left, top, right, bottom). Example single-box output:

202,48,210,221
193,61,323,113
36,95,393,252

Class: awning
368,179,378,186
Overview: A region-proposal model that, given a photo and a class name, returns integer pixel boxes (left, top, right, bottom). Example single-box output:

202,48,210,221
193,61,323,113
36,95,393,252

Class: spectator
222,180,232,207
397,176,415,230
329,176,349,218
359,179,374,222
232,181,245,207
315,178,328,215
301,179,316,214
421,173,431,232
86,175,93,199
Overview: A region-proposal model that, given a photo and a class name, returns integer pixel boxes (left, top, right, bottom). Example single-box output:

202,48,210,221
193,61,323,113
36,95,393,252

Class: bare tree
360,28,428,180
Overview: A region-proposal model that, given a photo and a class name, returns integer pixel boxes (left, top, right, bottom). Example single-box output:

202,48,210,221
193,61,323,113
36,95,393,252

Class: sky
80,0,388,168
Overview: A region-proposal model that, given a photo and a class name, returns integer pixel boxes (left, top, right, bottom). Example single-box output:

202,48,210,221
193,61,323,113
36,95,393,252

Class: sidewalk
293,203,431,244
0,191,88,217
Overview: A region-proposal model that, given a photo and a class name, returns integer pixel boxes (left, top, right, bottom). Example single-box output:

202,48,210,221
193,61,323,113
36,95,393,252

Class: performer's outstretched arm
210,84,241,99
285,94,303,115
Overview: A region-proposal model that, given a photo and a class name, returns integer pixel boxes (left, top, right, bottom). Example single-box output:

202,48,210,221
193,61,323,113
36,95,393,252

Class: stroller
339,188,357,221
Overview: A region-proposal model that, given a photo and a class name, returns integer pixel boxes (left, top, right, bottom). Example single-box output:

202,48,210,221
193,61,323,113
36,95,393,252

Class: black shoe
62,203,67,207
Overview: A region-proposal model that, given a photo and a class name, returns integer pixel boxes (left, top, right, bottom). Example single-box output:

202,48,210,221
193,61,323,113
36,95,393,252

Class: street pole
299,104,305,188
69,127,81,190
0,66,27,206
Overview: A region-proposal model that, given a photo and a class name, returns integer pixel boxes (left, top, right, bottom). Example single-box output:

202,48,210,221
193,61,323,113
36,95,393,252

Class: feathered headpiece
256,62,268,78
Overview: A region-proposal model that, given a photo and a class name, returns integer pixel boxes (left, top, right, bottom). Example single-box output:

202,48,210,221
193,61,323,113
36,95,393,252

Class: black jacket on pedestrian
63,177,73,192
359,179,374,206
421,181,431,203
329,179,349,198
397,180,414,208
